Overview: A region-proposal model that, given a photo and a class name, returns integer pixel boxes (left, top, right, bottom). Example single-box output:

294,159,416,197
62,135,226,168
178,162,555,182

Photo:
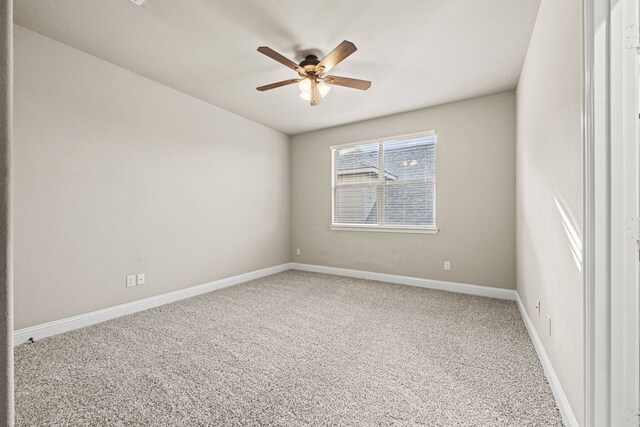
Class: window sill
330,225,439,234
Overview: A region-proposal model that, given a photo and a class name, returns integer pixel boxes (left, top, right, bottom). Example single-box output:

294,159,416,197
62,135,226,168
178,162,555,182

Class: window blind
332,131,436,229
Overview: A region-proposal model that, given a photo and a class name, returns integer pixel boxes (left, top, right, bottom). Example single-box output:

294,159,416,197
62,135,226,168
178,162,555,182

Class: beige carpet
15,270,563,426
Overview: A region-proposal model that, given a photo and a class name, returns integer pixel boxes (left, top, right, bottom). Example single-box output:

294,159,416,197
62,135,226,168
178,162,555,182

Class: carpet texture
15,270,563,426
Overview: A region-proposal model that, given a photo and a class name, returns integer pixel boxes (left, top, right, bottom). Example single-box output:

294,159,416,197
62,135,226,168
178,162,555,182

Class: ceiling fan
256,40,371,106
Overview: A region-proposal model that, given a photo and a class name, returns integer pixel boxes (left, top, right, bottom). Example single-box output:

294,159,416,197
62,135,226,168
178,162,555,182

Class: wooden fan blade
324,75,371,90
257,46,304,74
316,40,357,74
256,78,302,91
310,79,321,106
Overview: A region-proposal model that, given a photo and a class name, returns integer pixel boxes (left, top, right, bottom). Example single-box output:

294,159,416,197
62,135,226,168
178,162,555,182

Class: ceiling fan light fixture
298,78,312,94
298,78,330,100
318,81,331,97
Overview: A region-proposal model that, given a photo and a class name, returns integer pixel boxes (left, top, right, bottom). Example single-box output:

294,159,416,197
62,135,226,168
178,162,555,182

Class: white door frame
582,0,611,425
616,0,640,425
584,0,640,426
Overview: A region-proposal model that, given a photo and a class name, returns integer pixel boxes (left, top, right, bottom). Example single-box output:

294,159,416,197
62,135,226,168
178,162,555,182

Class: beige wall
13,26,291,329
291,92,516,289
516,0,583,424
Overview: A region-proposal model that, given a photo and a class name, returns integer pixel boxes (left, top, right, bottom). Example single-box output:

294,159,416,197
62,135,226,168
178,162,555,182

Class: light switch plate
126,275,136,288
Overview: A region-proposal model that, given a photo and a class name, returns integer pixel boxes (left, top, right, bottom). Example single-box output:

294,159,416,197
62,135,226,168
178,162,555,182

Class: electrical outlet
443,261,451,271
547,314,552,336
536,300,541,316
137,273,145,285
126,275,136,288
296,248,301,256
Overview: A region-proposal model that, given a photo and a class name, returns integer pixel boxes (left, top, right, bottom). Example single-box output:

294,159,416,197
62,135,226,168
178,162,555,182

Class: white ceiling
14,0,540,135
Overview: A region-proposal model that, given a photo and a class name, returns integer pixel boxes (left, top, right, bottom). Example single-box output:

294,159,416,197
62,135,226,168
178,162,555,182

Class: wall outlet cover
137,273,145,285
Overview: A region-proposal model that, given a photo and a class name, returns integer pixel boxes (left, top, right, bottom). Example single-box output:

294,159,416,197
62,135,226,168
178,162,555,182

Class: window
331,131,436,233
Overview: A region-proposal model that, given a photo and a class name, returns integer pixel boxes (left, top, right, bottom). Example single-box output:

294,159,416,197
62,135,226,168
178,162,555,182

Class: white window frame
330,130,438,234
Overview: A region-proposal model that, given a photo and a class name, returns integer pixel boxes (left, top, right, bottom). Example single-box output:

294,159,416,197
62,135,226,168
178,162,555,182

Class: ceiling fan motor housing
299,55,322,75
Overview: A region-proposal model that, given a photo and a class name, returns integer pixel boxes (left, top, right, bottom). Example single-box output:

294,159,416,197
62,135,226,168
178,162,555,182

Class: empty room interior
1,0,612,425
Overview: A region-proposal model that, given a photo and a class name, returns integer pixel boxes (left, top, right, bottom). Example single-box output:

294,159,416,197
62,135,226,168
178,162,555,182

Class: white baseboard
16,263,514,346
290,263,517,300
515,293,579,427
14,263,293,345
